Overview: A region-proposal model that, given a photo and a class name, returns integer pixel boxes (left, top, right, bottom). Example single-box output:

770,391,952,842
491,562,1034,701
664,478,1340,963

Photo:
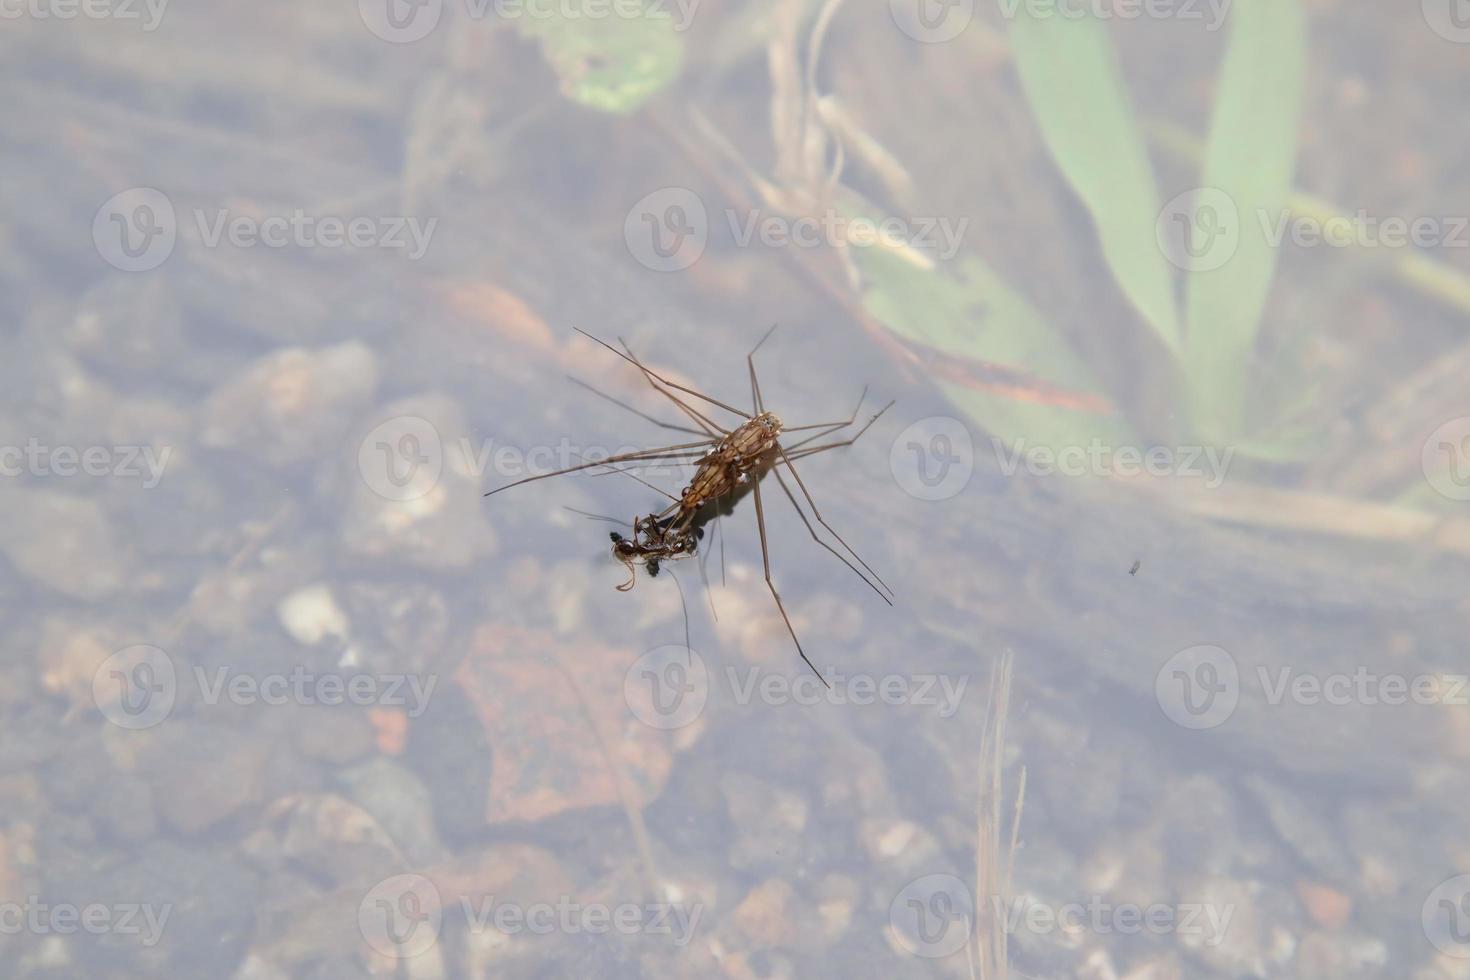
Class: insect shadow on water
484,327,894,687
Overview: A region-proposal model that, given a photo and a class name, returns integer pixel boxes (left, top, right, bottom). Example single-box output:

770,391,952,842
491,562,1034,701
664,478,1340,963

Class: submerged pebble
337,393,497,569
0,487,135,599
276,583,351,647
337,756,446,868
65,274,190,382
198,341,380,466
720,772,810,874
144,720,272,835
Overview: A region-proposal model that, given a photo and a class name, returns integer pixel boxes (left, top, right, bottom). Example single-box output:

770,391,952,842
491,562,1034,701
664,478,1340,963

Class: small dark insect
486,327,893,687
609,518,703,591
1129,560,1141,576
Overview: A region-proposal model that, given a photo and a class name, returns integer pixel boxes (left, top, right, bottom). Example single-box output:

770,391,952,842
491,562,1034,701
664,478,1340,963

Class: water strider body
687,414,781,499
486,327,893,686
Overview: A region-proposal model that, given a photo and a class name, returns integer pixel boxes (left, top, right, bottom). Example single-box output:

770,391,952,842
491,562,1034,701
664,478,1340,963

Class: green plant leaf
857,249,1137,461
508,2,683,114
1006,6,1181,354
1182,0,1306,438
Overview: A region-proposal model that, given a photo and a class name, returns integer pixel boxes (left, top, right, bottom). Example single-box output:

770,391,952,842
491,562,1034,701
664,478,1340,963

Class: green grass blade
1182,0,1307,438
1006,6,1181,354
858,249,1137,462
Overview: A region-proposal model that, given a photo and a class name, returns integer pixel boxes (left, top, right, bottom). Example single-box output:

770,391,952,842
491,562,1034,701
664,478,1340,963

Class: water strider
485,327,893,686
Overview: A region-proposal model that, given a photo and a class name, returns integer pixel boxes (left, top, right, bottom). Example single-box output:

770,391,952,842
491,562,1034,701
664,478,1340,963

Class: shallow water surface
2,3,1468,978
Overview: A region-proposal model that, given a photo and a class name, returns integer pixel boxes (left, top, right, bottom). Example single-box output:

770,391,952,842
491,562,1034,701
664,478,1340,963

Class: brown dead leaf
455,625,672,825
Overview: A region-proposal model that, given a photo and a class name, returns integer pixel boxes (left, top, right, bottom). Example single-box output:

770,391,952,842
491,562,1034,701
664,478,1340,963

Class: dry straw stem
691,0,934,283
968,649,1027,980
1122,472,1470,556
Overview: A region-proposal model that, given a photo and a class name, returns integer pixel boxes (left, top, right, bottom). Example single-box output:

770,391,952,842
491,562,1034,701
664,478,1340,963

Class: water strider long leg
781,386,869,453
637,495,695,532
775,442,894,600
695,485,731,598
716,489,728,588
771,466,892,606
665,566,693,662
563,506,627,525
567,376,708,437
782,420,853,451
693,533,720,623
783,400,894,460
582,326,728,435
782,386,876,436
587,460,698,477
747,324,778,415
750,475,831,689
617,340,726,438
582,461,681,503
574,328,750,422
783,419,859,434
483,442,715,497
